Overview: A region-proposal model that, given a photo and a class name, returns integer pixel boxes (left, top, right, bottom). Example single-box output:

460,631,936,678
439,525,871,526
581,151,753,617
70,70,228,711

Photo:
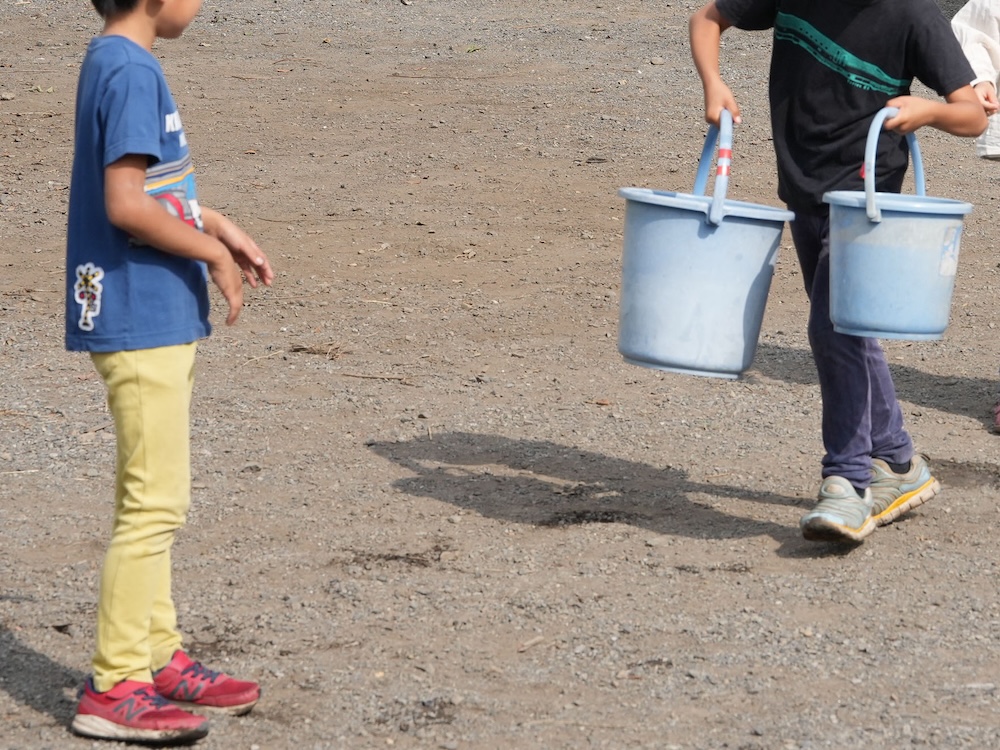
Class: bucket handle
864,106,925,223
692,109,733,226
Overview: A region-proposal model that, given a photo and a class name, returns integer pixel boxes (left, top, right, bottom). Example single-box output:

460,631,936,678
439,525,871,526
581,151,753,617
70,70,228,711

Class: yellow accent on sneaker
869,454,940,526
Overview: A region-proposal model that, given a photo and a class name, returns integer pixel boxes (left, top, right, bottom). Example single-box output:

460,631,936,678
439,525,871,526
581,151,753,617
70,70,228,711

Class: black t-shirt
715,0,975,213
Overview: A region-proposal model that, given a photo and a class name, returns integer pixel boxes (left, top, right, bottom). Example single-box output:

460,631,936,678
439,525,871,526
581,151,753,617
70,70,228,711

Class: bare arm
884,85,988,137
104,155,245,324
689,2,742,125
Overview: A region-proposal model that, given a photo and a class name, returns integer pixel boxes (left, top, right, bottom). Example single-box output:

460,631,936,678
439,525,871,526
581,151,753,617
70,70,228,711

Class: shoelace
181,661,222,685
134,686,174,709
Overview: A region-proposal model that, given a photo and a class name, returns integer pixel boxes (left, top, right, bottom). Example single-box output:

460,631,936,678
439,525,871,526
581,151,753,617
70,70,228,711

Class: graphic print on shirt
164,108,188,149
74,262,104,331
141,151,203,239
774,12,909,95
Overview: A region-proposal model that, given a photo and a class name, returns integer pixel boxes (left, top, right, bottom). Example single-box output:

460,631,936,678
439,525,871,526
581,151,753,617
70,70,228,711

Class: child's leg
89,342,196,692
790,214,912,488
868,351,913,466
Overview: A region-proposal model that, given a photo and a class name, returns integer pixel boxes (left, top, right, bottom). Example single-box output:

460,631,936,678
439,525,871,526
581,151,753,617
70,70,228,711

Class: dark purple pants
789,212,913,488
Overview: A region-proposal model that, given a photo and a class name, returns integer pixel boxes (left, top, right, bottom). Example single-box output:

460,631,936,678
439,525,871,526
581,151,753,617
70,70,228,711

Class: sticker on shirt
74,262,104,331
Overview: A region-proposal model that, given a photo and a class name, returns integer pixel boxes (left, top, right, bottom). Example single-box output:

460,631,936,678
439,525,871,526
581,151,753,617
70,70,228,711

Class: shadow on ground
754,342,995,426
370,431,1000,559
930,457,1000,489
0,624,82,726
371,432,807,545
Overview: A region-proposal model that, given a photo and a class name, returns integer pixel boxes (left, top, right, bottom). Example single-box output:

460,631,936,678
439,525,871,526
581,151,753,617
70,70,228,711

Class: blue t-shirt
65,35,211,352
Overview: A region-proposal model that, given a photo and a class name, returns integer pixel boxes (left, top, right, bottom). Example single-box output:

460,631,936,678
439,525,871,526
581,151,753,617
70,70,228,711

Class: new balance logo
170,680,205,701
113,697,149,722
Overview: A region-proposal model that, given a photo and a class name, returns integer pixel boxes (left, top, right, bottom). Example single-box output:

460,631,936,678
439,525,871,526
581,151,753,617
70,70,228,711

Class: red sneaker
153,650,260,716
71,678,209,744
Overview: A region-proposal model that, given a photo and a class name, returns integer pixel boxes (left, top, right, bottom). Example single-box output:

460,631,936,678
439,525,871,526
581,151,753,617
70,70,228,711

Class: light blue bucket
824,107,973,340
617,111,795,379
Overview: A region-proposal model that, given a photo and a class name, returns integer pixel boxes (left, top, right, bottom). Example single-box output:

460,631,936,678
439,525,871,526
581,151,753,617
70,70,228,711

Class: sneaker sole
71,714,209,745
167,697,259,717
801,516,876,543
871,477,940,527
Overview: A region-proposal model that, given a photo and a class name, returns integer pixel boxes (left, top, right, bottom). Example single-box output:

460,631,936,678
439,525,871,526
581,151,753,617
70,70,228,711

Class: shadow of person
927,456,1000,490
369,431,820,548
753,341,995,426
0,623,83,727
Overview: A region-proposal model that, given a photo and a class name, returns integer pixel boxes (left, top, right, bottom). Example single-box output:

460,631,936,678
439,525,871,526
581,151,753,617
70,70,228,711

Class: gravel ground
3,1,1000,749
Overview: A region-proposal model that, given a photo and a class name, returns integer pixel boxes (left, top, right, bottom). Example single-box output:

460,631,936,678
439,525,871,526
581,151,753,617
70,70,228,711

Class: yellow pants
90,342,196,692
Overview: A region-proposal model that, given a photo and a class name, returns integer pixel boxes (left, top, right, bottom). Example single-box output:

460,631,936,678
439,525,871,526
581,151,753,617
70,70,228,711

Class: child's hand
882,96,935,133
206,248,245,325
974,81,999,115
703,80,742,126
202,208,275,289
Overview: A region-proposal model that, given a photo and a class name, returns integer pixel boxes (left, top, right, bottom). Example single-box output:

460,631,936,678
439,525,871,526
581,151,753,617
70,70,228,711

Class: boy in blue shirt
689,0,986,543
67,0,274,742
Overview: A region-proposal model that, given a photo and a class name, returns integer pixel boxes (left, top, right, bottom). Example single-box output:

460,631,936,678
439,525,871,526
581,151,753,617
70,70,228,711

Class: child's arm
689,2,742,125
884,86,988,137
201,208,274,290
104,155,261,325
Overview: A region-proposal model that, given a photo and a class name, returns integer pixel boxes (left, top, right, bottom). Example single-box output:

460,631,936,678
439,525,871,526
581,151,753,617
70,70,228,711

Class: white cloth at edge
953,0,1000,158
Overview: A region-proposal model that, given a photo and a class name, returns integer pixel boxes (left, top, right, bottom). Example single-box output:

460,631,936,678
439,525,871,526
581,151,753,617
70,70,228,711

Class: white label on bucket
939,226,961,277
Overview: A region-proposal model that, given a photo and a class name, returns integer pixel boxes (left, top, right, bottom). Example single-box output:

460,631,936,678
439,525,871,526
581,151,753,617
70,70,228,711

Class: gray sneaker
800,476,875,543
870,454,940,526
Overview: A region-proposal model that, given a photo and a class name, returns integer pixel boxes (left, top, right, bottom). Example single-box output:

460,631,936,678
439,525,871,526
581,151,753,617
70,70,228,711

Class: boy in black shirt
690,0,986,542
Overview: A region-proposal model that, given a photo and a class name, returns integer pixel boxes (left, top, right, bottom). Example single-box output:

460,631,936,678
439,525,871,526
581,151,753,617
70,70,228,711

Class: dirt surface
4,1,1000,749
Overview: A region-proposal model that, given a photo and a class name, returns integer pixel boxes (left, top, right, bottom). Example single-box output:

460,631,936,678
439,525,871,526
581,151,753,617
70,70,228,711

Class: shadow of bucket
824,107,973,340
617,110,794,379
